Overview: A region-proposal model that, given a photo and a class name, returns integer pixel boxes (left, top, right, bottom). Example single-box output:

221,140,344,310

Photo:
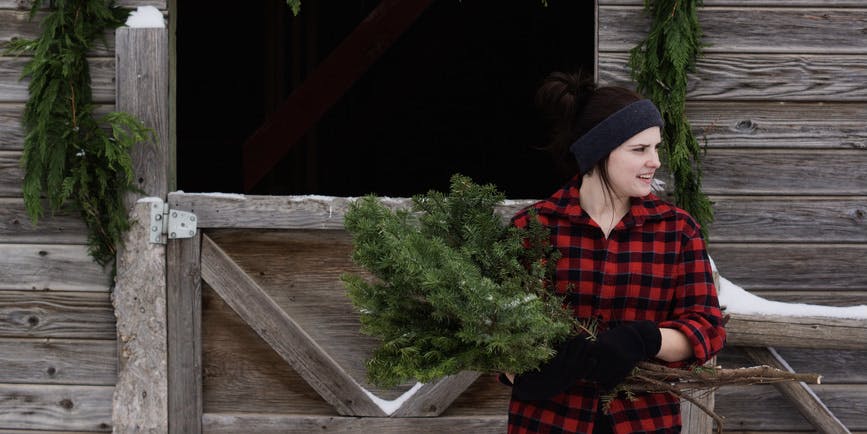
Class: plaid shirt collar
534,175,677,229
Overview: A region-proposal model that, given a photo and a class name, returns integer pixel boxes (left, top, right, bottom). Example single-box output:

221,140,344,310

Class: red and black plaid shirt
508,176,727,434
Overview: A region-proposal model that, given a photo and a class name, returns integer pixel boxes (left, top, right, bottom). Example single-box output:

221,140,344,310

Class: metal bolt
155,214,162,220
170,232,176,238
172,212,177,218
152,226,158,232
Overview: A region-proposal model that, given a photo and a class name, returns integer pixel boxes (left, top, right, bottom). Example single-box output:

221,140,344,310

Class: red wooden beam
242,0,435,192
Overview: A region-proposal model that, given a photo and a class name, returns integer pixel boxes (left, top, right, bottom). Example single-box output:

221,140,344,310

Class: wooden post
112,199,169,431
116,26,170,209
167,232,203,432
114,25,172,432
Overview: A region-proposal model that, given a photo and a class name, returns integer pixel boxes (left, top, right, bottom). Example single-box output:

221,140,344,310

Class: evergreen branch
7,0,153,270
629,0,714,237
343,174,575,387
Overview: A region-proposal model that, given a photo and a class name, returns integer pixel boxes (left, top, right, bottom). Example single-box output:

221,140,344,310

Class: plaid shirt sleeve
656,215,727,365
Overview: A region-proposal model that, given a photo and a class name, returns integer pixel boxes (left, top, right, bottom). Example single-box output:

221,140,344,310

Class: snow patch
125,6,165,28
717,276,867,320
361,382,424,415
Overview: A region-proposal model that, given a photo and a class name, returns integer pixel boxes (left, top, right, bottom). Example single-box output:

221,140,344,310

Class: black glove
512,334,595,401
586,320,662,391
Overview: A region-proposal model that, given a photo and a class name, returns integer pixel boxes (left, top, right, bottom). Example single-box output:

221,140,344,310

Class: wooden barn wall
0,1,165,432
599,0,867,432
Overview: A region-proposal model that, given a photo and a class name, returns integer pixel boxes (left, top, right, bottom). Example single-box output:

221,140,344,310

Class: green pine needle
629,0,714,237
7,0,153,269
343,174,575,387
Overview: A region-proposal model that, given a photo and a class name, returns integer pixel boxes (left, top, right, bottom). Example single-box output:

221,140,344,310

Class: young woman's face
605,126,662,198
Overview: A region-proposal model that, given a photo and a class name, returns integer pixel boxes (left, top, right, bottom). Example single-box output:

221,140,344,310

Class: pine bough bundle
343,175,820,430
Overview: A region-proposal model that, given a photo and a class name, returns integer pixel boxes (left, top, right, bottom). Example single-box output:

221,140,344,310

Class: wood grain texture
0,384,112,431
0,291,114,339
599,6,867,54
710,244,867,291
599,52,867,101
113,200,168,433
116,27,168,205
742,347,851,434
0,0,165,9
715,385,867,431
440,373,511,416
726,314,867,350
0,103,24,151
0,338,115,385
708,197,867,243
0,57,114,103
718,347,867,384
202,284,336,415
681,357,716,434
749,291,867,307
168,192,532,230
600,0,867,5
701,149,867,195
202,414,507,434
391,371,481,417
166,231,202,434
201,234,385,417
0,244,111,291
687,101,867,150
0,199,88,244
0,150,22,196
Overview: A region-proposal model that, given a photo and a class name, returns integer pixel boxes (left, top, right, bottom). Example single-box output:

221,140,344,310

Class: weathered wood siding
599,1,867,431
0,0,165,432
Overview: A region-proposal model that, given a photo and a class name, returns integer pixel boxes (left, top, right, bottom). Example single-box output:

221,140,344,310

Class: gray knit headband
569,99,664,175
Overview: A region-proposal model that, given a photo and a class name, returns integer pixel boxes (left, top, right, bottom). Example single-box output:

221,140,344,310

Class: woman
504,73,726,433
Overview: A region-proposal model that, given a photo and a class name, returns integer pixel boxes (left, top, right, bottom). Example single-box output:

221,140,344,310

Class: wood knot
47,366,56,376
735,119,756,133
27,316,39,326
38,250,48,256
59,398,74,410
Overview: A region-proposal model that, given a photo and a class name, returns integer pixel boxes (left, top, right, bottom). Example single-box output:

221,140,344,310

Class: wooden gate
162,193,510,433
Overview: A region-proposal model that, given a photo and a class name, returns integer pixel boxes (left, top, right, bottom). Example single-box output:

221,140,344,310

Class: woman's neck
579,174,630,237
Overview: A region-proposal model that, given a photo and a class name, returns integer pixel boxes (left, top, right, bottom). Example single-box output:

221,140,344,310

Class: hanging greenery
628,0,714,237
5,0,152,267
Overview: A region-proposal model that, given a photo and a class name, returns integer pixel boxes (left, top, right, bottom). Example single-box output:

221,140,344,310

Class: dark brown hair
535,72,644,181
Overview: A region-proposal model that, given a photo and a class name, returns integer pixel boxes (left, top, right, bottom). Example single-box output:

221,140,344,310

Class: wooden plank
718,347,867,384
204,229,415,401
686,101,867,150
599,6,867,54
710,244,867,291
200,234,385,417
742,347,851,434
0,244,111,291
391,371,481,417
1,103,114,152
202,284,336,415
166,231,202,433
202,414,506,434
725,313,867,350
0,338,115,385
0,198,88,244
681,357,716,434
0,103,24,151
0,0,166,8
0,291,114,339
168,192,533,230
750,291,867,308
715,385,867,431
241,0,434,191
0,57,115,103
600,0,867,5
0,384,112,431
113,199,169,432
0,150,22,196
440,373,511,416
599,52,867,101
116,27,169,207
701,149,867,195
709,197,867,243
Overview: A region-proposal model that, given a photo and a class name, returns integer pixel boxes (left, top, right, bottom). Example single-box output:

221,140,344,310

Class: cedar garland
6,0,152,268
628,0,714,236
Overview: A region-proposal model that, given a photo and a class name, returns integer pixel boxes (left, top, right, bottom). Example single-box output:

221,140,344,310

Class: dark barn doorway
177,0,595,198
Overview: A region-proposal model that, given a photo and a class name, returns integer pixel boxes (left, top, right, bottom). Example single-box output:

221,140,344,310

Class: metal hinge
149,200,198,244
